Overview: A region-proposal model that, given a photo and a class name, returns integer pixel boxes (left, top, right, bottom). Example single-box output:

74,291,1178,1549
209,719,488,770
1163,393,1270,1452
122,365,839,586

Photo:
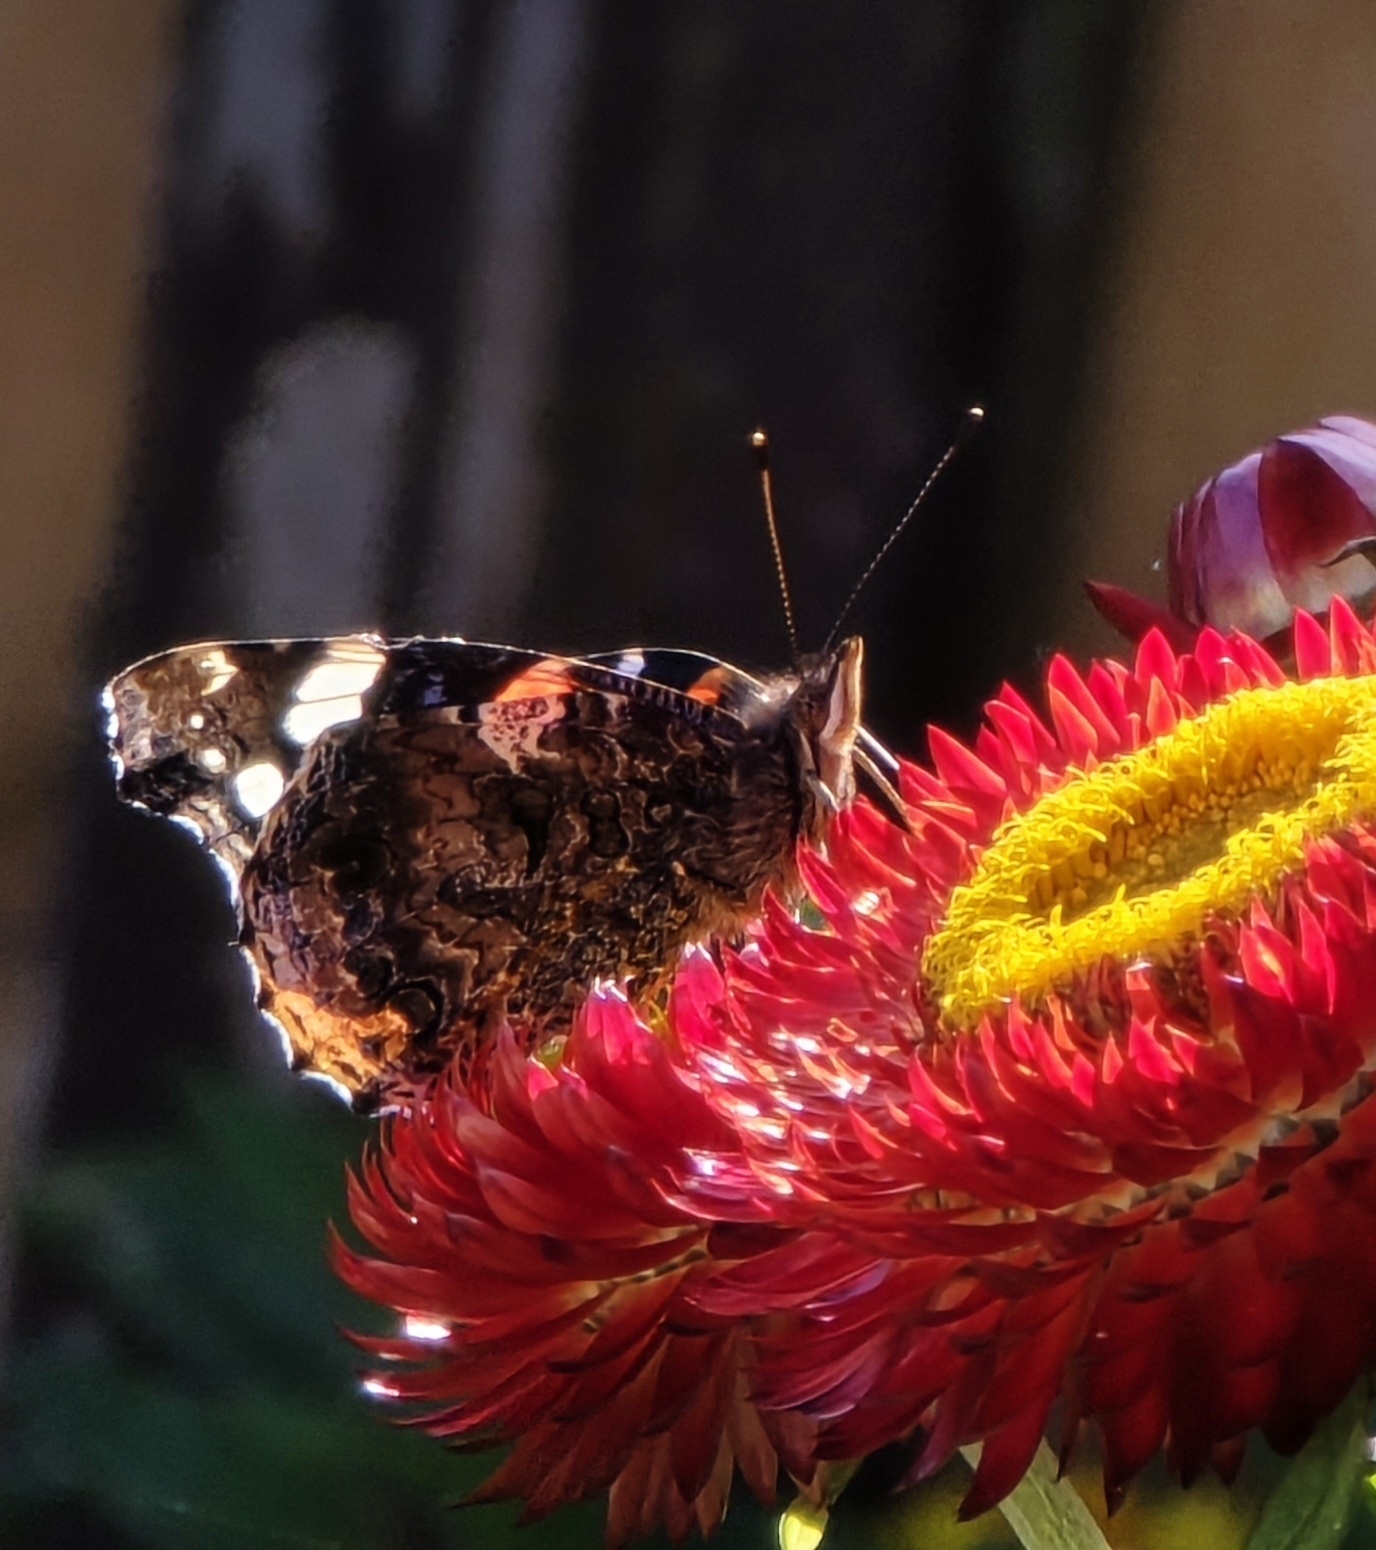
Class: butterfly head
780,635,864,840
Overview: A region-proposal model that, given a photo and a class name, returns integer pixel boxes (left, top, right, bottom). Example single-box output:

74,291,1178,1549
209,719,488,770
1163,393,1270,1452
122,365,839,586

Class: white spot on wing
283,640,385,745
198,747,228,773
284,696,366,744
233,761,285,818
198,649,238,694
294,655,384,701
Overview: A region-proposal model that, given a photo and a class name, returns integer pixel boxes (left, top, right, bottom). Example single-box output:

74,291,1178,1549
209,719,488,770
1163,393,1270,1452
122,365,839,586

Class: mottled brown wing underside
241,686,802,1104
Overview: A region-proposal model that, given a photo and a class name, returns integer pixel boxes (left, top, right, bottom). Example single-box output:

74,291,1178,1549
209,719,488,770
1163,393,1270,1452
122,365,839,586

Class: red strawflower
337,604,1376,1539
331,991,817,1545
1088,414,1376,646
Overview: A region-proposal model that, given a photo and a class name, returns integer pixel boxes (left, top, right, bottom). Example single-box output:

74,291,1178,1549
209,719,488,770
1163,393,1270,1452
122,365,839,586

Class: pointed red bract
334,992,820,1545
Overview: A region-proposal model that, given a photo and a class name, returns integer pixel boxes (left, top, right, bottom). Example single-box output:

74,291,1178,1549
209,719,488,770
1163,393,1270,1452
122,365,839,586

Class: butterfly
105,413,976,1108
104,632,904,1107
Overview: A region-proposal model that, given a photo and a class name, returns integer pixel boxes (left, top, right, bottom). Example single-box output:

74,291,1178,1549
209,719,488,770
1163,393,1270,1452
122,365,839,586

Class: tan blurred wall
0,1,176,1298
1062,0,1376,654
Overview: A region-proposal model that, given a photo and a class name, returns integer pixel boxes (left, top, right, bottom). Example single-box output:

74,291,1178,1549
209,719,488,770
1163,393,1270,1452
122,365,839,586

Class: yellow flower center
923,674,1376,1027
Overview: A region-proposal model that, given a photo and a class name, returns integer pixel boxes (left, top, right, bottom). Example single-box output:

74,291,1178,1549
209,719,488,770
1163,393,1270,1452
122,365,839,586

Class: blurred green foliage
0,1074,612,1548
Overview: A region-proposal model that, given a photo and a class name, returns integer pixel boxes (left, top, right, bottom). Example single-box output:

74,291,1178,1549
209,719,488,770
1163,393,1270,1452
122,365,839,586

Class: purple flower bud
1169,415,1376,637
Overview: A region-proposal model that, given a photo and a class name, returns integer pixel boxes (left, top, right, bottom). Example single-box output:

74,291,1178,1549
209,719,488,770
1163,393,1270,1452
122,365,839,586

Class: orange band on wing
685,667,733,706
491,660,577,703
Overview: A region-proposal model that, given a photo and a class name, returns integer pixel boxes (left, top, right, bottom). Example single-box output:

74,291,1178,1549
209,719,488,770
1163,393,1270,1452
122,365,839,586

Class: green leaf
1244,1385,1369,1550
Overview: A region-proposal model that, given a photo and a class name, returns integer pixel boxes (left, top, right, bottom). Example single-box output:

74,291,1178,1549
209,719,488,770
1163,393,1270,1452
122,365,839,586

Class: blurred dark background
5,3,1376,1547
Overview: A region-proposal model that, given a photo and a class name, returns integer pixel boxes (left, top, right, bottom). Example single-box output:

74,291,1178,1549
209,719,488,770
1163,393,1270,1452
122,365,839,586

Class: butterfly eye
233,761,285,818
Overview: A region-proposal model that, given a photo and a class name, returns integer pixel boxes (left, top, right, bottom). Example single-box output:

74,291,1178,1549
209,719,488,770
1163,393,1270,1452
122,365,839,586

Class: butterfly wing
107,636,807,1105
578,647,767,708
105,635,770,877
104,636,652,861
236,643,800,1102
106,636,392,886
372,642,767,719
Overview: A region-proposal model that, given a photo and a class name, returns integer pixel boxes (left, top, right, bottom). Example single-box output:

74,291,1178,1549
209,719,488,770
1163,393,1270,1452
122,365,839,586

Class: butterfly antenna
822,405,985,653
751,428,800,661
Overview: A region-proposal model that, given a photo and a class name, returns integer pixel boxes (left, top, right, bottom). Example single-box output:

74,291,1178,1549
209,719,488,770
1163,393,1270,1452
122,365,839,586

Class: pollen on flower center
924,674,1376,1025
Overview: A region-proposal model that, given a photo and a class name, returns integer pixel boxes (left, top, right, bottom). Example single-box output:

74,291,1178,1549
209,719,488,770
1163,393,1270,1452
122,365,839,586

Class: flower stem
960,1442,1111,1550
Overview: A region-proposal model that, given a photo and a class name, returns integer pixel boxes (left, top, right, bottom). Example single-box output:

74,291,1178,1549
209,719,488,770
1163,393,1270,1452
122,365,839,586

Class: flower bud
1172,415,1376,636
1089,415,1376,643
